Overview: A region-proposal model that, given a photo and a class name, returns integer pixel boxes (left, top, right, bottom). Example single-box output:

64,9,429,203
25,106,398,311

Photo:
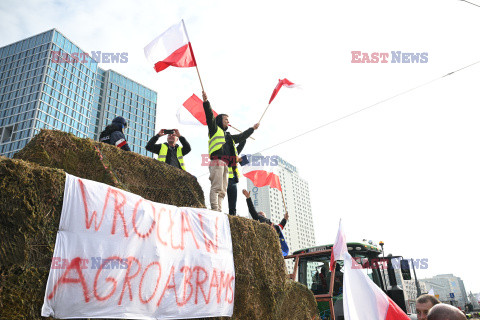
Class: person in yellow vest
227,140,246,215
145,129,190,171
202,91,259,212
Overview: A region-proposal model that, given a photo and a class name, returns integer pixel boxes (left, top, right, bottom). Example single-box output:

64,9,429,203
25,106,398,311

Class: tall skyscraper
247,154,316,268
0,29,156,158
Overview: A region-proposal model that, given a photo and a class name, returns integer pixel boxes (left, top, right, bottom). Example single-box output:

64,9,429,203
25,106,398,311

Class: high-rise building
420,274,469,308
0,29,156,158
246,154,316,270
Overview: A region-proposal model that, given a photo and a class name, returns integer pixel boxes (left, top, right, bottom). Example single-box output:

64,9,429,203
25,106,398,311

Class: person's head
416,294,441,320
427,303,466,320
112,116,128,132
215,114,229,131
258,211,274,227
167,133,178,146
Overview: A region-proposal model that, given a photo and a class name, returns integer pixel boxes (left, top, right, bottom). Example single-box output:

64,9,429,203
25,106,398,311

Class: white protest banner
41,173,235,319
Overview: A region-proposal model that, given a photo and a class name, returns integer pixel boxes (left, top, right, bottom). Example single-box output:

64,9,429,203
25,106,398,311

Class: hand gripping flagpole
182,20,204,92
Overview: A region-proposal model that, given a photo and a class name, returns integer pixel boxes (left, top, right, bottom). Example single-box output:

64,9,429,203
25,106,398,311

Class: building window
1,124,15,143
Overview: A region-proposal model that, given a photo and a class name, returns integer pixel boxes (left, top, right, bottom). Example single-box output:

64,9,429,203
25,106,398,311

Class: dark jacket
99,123,131,151
236,140,246,154
145,135,191,169
246,197,287,234
203,100,254,166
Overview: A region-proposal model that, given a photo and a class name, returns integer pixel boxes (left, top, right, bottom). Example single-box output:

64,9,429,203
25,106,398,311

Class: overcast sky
1,0,480,294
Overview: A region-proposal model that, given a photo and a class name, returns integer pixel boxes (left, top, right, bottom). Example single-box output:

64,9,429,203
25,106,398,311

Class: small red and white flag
243,160,282,191
268,78,298,104
330,219,347,271
144,20,197,73
343,253,410,320
177,94,218,125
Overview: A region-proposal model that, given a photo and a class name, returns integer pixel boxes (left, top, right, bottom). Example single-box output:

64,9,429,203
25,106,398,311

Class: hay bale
1,131,318,319
228,215,288,319
275,280,320,320
14,129,205,208
0,156,65,320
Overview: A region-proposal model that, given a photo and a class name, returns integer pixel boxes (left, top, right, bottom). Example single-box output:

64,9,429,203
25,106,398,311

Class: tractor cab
285,241,412,319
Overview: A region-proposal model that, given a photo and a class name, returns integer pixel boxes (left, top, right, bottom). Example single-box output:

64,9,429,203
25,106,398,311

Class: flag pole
194,64,205,92
258,103,271,123
181,20,254,141
182,19,205,92
280,188,287,213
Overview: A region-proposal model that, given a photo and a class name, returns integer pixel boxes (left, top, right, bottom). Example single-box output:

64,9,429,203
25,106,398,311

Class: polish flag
243,160,282,192
330,219,347,271
177,94,218,125
144,20,197,73
343,253,410,320
268,78,298,104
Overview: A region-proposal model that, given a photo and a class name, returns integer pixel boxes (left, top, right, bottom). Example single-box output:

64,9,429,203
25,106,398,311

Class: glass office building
92,68,157,155
0,29,156,158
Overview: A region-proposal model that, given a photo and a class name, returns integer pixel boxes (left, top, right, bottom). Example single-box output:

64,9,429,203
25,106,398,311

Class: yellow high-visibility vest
208,127,226,155
158,144,185,171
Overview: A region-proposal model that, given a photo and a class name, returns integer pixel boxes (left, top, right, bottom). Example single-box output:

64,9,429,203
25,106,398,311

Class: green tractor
285,241,414,319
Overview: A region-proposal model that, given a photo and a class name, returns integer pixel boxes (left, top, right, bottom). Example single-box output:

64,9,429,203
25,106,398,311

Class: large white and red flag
144,20,197,73
242,156,282,191
177,94,218,125
330,219,347,271
329,220,410,319
343,253,410,320
268,78,298,104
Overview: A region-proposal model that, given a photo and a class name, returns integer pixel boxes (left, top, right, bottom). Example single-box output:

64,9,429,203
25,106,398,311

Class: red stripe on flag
183,94,218,125
154,43,196,72
385,297,410,320
243,170,282,191
268,78,295,104
330,249,335,272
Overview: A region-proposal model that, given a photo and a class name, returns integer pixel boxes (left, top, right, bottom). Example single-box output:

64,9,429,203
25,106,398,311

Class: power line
258,59,480,153
459,0,480,8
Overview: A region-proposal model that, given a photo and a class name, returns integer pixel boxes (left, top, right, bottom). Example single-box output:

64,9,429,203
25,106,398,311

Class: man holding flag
202,91,259,212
